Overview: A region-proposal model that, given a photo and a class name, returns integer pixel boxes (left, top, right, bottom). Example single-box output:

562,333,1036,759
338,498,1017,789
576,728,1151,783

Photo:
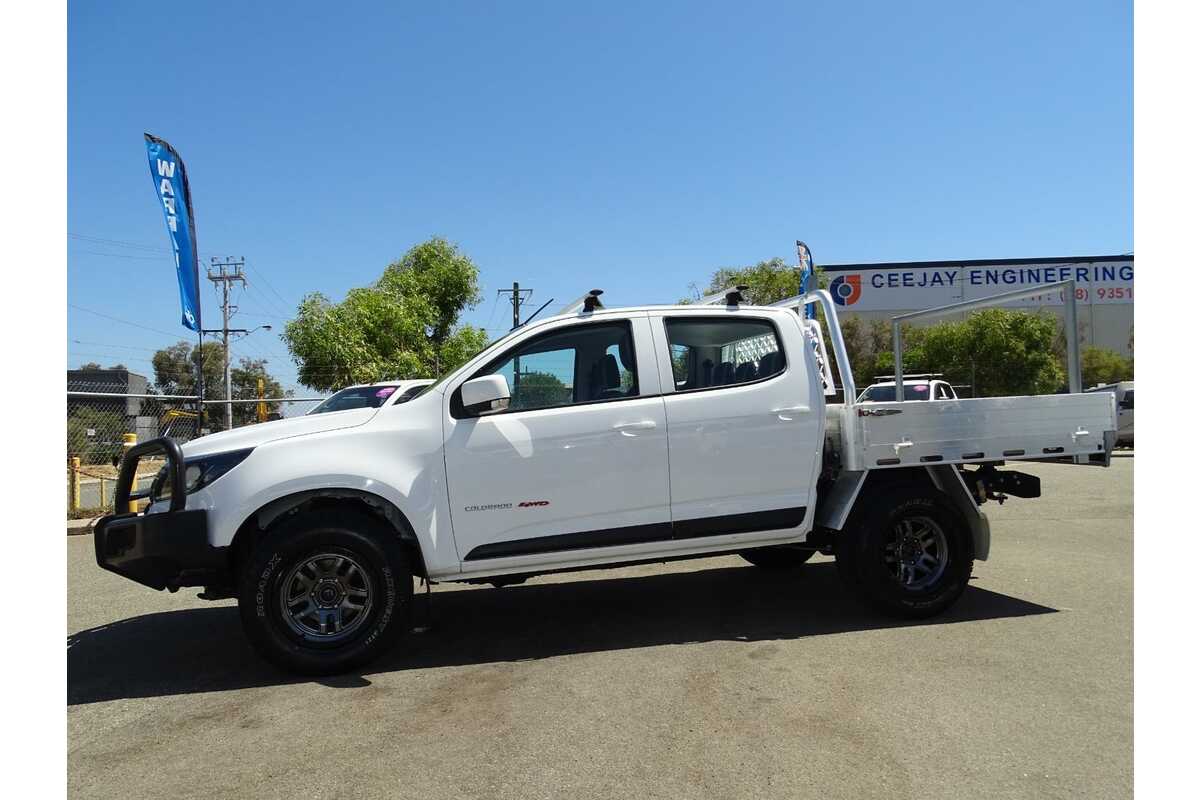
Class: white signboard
827,259,1133,311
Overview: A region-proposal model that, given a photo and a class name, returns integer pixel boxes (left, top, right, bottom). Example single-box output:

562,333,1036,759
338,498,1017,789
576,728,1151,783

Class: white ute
95,289,1118,674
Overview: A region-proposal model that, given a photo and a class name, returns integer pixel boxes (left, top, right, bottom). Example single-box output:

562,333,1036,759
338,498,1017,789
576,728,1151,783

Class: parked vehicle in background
307,380,434,415
858,374,959,402
93,289,1117,675
1086,381,1133,446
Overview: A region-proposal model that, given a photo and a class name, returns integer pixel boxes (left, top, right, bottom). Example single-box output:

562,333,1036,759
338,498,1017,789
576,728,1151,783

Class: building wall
67,369,150,417
824,255,1134,356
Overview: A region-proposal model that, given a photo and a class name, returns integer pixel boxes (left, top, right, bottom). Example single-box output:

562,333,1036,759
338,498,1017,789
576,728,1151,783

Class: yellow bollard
69,457,80,515
122,433,138,512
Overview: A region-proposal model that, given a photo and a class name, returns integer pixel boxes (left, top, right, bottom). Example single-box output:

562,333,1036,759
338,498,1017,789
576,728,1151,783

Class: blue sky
68,0,1132,393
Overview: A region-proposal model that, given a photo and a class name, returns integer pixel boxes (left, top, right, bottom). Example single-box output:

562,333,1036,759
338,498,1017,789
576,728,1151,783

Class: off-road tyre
835,487,974,619
739,544,817,569
237,510,413,675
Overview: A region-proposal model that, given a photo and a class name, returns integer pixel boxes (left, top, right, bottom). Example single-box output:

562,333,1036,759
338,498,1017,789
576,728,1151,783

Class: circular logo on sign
830,274,862,306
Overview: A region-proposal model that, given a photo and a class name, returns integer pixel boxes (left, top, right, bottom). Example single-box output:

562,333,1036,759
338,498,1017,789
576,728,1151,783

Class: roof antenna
520,297,555,327
724,285,749,306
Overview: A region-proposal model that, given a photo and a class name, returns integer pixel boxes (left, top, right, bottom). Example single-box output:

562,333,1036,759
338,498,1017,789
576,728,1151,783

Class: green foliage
1081,346,1133,387
67,406,125,464
912,309,1064,397
283,237,489,391
151,342,286,431
512,370,571,410
684,257,827,306
76,361,127,371
151,341,225,397
836,317,927,389
230,357,289,426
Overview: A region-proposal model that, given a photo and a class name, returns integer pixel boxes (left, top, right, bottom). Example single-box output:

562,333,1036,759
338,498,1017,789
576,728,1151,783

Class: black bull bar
92,437,225,591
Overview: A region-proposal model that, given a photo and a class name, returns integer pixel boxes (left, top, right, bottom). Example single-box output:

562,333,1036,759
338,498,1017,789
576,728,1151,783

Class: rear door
442,315,671,566
651,311,824,542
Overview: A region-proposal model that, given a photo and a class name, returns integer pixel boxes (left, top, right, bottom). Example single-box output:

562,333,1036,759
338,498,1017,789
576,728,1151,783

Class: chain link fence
67,381,324,517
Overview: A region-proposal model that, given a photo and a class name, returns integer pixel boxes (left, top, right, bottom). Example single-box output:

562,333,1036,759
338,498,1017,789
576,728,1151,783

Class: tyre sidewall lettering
256,553,282,618
362,566,396,648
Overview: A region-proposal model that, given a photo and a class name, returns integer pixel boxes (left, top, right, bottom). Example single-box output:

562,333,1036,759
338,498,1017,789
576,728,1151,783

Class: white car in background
1086,381,1133,446
307,380,435,415
858,375,959,402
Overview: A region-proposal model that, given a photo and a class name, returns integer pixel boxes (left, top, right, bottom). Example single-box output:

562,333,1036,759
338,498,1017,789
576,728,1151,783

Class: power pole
498,281,532,329
497,282,533,393
206,257,246,430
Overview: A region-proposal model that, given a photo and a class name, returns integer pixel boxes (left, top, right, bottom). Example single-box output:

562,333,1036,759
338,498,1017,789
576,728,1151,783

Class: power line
73,249,174,261
69,231,296,317
68,233,169,253
68,304,188,339
244,261,293,316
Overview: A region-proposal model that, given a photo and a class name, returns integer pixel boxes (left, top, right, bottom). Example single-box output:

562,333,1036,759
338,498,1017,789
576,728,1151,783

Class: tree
283,238,490,391
683,257,827,306
513,371,570,409
230,357,289,426
1081,346,1133,387
911,309,1064,397
151,340,224,397
67,406,125,464
150,341,287,430
837,317,929,389
76,361,127,371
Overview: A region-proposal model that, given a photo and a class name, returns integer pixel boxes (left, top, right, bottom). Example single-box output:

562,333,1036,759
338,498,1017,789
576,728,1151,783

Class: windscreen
309,385,398,414
859,384,930,402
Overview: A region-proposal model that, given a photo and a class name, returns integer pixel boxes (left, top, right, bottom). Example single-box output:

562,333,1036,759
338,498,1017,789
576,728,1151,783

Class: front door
443,316,670,566
655,312,824,540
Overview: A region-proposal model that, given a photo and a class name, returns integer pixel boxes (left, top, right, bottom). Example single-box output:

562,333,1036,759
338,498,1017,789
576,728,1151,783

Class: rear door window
665,318,785,392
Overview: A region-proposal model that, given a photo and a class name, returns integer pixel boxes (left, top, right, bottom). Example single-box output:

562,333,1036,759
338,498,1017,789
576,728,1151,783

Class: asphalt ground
68,454,1133,799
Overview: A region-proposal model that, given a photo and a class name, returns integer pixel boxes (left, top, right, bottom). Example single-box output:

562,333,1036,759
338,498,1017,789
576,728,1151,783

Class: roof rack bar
558,289,604,315
696,284,750,306
872,373,945,381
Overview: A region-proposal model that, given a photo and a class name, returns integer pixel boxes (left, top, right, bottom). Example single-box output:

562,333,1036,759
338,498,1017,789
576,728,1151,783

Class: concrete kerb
68,517,101,536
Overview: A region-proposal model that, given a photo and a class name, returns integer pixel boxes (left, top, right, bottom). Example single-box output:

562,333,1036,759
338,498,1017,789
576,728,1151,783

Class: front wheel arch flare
230,489,427,579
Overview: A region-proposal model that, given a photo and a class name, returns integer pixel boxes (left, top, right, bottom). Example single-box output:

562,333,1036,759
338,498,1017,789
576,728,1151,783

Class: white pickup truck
95,290,1117,674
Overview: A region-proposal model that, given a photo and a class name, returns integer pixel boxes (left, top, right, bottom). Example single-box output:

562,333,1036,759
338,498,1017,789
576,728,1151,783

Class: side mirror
461,375,511,416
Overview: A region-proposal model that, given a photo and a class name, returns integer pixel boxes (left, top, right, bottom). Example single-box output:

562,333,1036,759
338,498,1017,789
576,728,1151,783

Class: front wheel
836,488,974,618
237,510,413,675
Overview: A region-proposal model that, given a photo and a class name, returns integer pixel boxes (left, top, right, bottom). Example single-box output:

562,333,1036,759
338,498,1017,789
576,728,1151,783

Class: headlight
184,448,254,493
151,448,254,503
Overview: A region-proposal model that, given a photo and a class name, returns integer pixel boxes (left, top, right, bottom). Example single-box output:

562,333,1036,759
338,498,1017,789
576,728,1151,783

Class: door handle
613,420,657,436
771,405,810,420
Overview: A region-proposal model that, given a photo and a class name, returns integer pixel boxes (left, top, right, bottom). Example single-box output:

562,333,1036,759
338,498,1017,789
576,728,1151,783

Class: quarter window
665,318,785,391
464,321,638,413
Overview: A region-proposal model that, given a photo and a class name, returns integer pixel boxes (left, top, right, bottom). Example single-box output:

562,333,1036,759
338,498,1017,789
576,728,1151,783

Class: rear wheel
835,487,973,618
739,544,816,569
237,510,413,675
